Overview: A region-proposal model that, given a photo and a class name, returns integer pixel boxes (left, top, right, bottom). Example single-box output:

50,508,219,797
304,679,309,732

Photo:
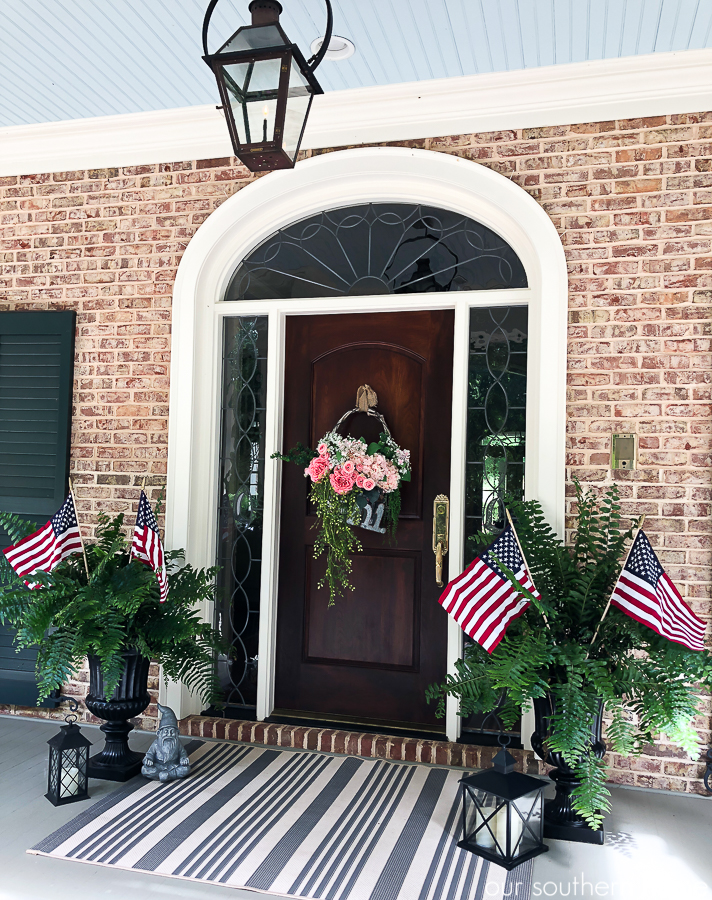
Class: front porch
4,716,711,900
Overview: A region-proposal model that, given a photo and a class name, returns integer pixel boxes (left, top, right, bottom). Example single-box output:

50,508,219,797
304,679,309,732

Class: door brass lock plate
433,495,449,554
433,494,449,587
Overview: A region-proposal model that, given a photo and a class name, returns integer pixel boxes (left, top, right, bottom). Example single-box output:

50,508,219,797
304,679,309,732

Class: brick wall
0,114,710,790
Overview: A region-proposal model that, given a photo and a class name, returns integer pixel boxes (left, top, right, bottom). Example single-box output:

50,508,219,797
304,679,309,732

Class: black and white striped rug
30,741,533,899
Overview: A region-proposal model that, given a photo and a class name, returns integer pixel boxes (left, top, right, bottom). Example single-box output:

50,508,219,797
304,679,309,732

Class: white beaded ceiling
0,0,710,126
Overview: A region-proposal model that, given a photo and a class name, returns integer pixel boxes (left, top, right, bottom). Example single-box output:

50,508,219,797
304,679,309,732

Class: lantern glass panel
222,57,283,145
511,789,543,857
465,786,508,855
59,747,88,798
48,747,60,796
220,24,288,53
283,59,312,162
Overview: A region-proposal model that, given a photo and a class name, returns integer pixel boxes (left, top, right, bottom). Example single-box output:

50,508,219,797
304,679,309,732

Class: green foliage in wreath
272,442,317,468
310,478,362,606
426,481,712,829
0,511,227,707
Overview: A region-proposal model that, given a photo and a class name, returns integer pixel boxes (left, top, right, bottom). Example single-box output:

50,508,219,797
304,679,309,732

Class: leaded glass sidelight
225,203,527,300
215,317,268,714
462,306,528,744
465,306,528,560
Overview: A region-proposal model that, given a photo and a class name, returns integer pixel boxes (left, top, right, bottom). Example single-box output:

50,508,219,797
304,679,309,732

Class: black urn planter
85,650,151,782
531,693,606,845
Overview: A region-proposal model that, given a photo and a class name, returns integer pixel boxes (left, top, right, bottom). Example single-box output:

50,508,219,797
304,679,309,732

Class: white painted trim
166,146,568,725
0,50,710,176
255,309,285,722
445,300,470,744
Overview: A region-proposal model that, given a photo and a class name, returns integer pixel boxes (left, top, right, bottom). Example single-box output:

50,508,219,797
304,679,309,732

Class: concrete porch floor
1,715,711,900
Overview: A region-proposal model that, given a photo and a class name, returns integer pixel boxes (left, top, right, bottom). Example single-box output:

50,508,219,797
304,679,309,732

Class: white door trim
165,147,568,737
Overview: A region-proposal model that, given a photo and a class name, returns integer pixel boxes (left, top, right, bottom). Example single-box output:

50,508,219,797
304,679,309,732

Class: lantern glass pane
60,748,82,798
221,24,288,53
466,787,507,855
222,58,282,145
511,789,542,857
48,747,60,798
283,58,313,162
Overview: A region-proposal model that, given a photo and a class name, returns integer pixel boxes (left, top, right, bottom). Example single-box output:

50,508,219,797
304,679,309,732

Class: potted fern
0,510,225,781
427,483,712,839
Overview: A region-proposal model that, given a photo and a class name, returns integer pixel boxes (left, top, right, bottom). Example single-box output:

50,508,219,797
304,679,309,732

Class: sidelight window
464,305,528,562
215,317,268,714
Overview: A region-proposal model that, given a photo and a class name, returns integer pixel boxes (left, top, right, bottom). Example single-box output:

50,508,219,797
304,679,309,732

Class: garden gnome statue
141,704,190,782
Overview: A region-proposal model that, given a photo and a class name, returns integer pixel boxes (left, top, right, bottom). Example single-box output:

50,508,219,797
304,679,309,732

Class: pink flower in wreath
306,456,330,483
317,442,329,457
342,460,355,475
355,474,365,488
362,478,376,491
330,468,355,495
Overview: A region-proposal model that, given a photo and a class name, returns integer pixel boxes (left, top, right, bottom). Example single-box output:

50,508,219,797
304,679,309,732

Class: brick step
178,715,546,774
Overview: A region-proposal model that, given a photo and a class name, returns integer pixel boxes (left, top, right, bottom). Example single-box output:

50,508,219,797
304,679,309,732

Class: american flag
130,491,168,602
610,530,706,651
438,523,540,653
3,494,83,582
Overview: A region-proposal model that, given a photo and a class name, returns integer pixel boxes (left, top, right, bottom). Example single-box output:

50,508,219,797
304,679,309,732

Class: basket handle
332,385,391,437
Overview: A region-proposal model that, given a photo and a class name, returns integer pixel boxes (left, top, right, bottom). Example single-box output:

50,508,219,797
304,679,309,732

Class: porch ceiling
1,0,711,128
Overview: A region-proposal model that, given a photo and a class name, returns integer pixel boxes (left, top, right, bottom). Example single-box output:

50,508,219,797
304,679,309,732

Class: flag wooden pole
67,477,90,582
588,514,646,650
505,508,549,626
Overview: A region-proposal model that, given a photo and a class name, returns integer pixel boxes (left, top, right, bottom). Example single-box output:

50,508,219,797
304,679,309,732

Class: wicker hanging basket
332,385,391,534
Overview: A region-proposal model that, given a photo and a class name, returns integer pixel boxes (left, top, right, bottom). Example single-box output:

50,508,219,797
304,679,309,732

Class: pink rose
356,474,365,488
342,460,355,475
330,469,354,495
362,478,375,491
307,456,329,482
317,443,329,457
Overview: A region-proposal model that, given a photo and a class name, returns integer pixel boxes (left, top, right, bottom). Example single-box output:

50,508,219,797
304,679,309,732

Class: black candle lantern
458,747,549,870
202,0,333,172
46,698,92,806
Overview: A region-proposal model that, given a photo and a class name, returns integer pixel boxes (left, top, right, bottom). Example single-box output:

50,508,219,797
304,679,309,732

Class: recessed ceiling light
310,35,355,60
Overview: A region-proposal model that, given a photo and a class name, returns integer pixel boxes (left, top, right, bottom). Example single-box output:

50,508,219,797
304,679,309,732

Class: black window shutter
0,311,76,706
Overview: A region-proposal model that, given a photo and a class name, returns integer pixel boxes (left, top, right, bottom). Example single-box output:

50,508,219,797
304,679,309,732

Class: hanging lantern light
202,0,333,172
458,744,549,870
46,698,92,806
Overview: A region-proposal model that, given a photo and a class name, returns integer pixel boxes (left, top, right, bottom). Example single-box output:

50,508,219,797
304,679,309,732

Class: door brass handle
433,494,449,587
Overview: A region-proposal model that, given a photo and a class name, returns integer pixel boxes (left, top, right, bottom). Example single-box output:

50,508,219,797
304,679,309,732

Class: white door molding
164,146,568,727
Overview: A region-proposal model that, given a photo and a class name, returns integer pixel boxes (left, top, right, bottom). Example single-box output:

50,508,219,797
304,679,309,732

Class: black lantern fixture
458,745,549,871
202,0,333,172
46,698,92,806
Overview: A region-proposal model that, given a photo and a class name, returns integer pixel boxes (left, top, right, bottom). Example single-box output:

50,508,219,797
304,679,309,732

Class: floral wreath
273,385,411,605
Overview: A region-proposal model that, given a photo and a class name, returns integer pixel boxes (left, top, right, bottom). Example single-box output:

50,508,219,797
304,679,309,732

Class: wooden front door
274,310,454,731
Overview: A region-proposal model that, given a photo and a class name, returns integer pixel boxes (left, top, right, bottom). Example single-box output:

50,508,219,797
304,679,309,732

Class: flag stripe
616,576,703,642
612,574,705,647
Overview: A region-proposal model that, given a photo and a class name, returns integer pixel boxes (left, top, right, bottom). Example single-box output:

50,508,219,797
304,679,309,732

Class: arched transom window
225,203,528,300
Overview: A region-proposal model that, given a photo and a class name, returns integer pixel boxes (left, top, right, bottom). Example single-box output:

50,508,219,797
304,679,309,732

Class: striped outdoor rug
30,741,533,899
